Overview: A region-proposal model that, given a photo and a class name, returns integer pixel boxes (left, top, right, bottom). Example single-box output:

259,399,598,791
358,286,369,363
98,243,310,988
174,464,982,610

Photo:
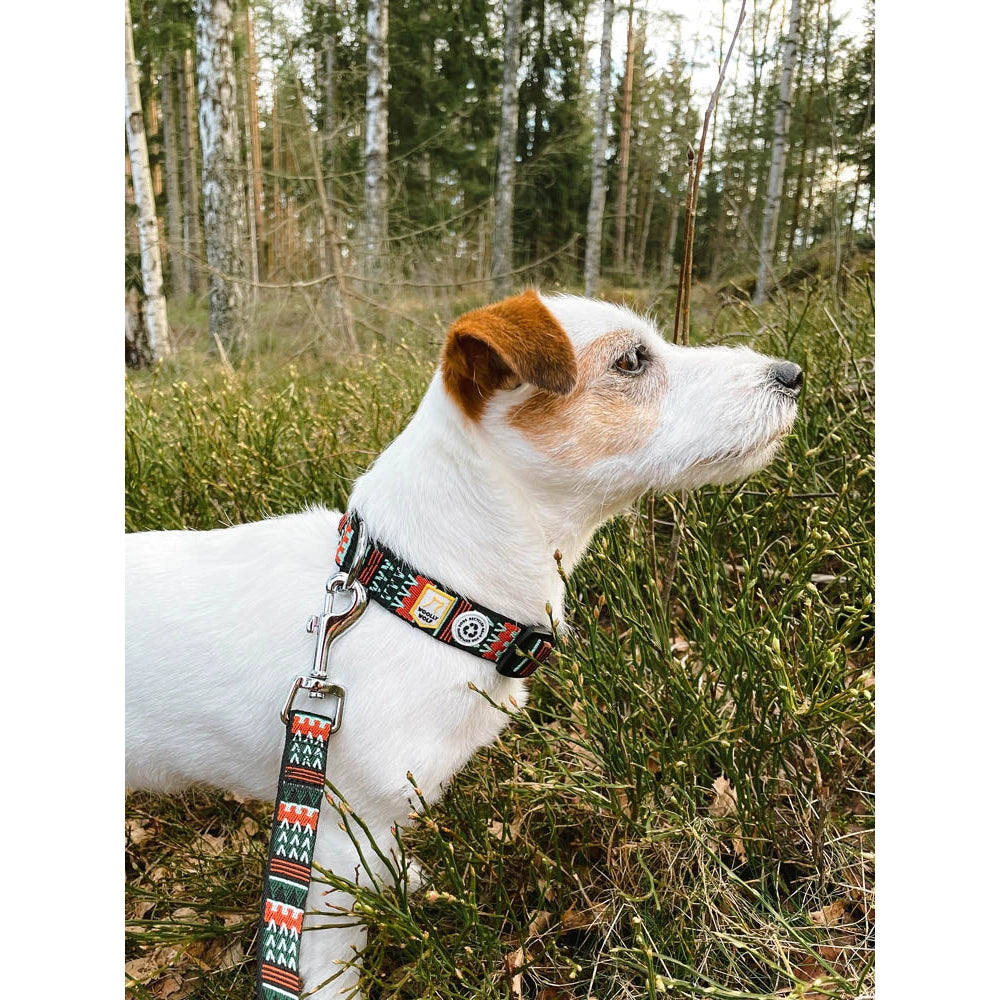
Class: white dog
126,291,801,997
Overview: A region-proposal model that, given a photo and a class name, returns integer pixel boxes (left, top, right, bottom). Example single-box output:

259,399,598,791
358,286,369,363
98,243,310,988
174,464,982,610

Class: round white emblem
452,611,491,647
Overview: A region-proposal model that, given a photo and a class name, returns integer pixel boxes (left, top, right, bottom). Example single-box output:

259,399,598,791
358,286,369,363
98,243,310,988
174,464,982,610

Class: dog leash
257,513,555,998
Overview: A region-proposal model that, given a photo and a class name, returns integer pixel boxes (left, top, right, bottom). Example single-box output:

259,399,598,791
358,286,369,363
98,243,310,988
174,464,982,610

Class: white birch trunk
364,0,389,277
491,0,521,297
195,0,249,359
754,0,802,305
584,0,615,298
125,1,172,362
613,0,635,273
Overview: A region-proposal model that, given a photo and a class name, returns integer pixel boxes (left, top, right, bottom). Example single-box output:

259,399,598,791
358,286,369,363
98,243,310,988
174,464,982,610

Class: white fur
125,294,799,995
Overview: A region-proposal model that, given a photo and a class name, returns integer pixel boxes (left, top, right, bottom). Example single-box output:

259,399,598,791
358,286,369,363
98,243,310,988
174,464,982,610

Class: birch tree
364,0,389,276
492,0,521,296
244,6,265,282
195,0,249,359
125,0,171,364
613,0,636,273
754,0,802,304
584,0,615,298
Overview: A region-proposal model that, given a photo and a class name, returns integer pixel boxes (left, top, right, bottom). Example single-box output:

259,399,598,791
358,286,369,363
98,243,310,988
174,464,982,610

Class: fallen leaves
708,775,747,863
126,791,269,999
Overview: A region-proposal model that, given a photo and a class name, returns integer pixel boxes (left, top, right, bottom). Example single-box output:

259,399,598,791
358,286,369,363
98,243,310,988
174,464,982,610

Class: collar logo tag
452,611,491,647
411,583,456,629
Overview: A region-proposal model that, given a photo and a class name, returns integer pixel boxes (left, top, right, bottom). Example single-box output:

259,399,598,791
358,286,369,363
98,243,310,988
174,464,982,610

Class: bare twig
673,0,748,346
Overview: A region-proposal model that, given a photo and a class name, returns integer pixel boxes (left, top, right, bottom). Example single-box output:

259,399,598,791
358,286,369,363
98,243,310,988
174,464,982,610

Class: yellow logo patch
410,583,456,629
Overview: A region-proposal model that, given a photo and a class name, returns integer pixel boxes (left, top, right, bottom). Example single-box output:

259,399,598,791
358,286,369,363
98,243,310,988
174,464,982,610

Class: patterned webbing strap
335,512,554,679
257,711,334,1000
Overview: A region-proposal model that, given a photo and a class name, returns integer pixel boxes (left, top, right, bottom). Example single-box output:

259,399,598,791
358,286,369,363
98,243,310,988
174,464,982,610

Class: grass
126,274,874,999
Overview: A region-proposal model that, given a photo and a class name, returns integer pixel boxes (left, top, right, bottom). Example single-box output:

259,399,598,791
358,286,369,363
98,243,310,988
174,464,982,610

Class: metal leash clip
280,537,369,729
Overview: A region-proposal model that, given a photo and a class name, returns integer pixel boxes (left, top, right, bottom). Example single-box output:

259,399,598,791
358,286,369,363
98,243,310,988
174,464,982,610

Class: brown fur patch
441,290,578,421
507,329,665,468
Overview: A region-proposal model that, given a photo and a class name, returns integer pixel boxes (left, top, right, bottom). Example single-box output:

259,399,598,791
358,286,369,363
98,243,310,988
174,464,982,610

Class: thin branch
673,0,748,346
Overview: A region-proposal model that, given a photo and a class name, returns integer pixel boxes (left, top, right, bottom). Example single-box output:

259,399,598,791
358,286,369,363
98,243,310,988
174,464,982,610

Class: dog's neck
346,375,603,628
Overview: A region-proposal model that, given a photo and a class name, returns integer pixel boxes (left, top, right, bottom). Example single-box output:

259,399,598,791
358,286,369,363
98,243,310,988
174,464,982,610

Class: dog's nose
771,361,803,396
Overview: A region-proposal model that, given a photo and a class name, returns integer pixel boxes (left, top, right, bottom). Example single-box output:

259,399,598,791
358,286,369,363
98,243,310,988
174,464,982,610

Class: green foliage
126,280,874,999
125,344,436,532
514,0,592,274
387,0,501,236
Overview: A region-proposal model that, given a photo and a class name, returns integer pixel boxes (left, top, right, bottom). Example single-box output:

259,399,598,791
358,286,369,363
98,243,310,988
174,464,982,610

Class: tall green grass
126,277,873,999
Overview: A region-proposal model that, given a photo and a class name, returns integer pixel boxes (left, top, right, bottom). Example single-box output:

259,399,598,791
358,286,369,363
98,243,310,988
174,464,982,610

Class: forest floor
126,272,874,999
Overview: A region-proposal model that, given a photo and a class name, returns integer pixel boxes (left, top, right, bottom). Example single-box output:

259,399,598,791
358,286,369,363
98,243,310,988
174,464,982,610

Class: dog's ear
441,290,578,421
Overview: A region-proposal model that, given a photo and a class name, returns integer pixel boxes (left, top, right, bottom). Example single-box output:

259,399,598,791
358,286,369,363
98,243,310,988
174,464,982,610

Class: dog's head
441,290,800,517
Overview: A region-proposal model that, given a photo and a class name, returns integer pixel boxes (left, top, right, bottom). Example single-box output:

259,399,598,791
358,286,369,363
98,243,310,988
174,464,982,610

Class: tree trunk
239,69,259,301
271,87,282,277
662,191,680,281
613,0,635,273
244,6,266,280
196,0,249,360
364,0,389,278
179,47,205,295
821,0,841,300
754,0,802,304
292,71,356,349
160,54,188,299
323,1,340,282
125,1,172,364
785,56,815,257
634,165,655,278
492,0,521,297
584,0,615,298
625,10,648,276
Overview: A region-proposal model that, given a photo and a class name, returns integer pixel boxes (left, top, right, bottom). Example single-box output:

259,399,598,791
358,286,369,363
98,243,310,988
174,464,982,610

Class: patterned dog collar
335,512,553,678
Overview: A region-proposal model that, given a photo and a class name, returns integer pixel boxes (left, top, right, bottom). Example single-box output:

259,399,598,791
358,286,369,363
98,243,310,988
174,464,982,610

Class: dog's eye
613,348,646,374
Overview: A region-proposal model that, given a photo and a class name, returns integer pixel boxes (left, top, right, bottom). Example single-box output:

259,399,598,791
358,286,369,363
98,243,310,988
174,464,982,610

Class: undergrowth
126,275,874,999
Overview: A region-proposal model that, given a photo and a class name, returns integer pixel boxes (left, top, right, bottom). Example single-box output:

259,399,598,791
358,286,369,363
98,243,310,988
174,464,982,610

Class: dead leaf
504,910,553,999
809,899,847,927
560,901,609,932
708,776,747,863
125,956,161,984
153,973,184,998
709,776,738,818
217,939,246,971
199,832,226,856
125,818,153,848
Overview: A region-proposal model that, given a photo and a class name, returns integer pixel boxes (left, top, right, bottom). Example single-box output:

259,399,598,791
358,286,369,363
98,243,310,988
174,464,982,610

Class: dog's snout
771,361,803,396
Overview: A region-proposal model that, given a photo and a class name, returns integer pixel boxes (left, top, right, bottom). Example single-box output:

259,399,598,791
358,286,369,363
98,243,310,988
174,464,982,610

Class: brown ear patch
441,290,577,421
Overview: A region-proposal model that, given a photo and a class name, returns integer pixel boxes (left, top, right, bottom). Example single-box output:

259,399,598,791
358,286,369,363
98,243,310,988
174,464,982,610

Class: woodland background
125,0,873,362
125,1,877,998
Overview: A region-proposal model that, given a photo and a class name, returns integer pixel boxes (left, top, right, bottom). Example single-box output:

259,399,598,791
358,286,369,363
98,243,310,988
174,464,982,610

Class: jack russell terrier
126,290,802,997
